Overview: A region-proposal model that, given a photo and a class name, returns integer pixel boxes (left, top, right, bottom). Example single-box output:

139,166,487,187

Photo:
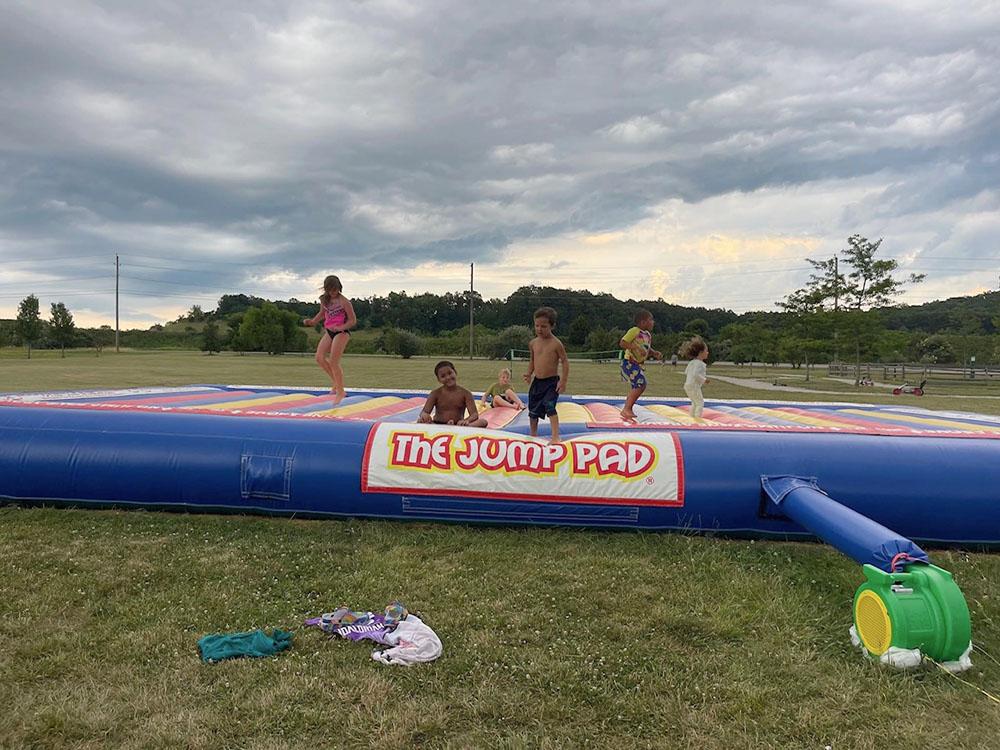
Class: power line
1,253,113,267
0,274,112,289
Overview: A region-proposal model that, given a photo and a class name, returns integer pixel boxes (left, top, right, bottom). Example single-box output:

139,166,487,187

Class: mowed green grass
2,350,1000,749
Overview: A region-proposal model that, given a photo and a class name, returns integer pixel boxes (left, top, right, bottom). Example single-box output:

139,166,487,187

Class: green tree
49,302,76,357
568,315,590,347
683,318,711,338
201,321,222,354
91,325,114,356
15,294,43,358
780,235,924,382
237,302,302,354
487,325,533,360
586,327,616,353
916,335,956,364
395,330,421,359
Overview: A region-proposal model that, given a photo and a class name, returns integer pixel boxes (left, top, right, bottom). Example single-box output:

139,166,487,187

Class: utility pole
115,254,120,353
833,256,839,312
469,262,474,359
833,255,839,367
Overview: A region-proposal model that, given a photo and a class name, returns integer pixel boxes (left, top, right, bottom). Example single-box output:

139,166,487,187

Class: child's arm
556,340,569,393
303,306,323,327
523,342,535,383
618,335,639,358
417,392,436,423
458,391,480,426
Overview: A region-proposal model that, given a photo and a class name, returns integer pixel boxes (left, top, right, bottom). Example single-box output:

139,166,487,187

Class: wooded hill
3,286,998,364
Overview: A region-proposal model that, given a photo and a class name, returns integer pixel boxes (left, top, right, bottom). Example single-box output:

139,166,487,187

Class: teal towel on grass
198,628,294,663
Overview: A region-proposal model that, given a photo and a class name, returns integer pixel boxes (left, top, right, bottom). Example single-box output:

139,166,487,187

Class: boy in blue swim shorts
523,306,569,442
619,309,661,421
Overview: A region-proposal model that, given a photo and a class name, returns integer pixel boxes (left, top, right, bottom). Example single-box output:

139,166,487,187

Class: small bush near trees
487,325,532,359
392,330,421,359
201,321,222,354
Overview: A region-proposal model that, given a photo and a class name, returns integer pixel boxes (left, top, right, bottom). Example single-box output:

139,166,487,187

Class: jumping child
619,308,662,421
680,336,710,419
480,368,525,411
418,361,488,427
303,275,356,404
523,306,569,442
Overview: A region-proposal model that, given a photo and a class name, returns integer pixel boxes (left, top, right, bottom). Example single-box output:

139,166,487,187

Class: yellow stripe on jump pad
768,408,856,430
740,406,814,425
313,396,401,418
839,409,997,433
555,402,593,423
197,393,314,410
645,404,702,425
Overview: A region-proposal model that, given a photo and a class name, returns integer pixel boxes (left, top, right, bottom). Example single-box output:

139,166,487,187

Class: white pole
115,254,120,353
469,262,474,359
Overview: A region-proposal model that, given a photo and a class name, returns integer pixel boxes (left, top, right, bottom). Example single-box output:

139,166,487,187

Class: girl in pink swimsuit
303,275,357,404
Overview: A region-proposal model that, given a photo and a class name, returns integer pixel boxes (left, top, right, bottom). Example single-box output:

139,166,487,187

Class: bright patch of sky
1,1,998,328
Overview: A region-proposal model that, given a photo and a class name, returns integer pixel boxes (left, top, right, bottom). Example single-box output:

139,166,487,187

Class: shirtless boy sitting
418,361,489,427
523,306,569,442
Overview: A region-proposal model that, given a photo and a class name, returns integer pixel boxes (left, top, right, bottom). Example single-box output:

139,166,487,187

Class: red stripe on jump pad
238,394,332,412
482,405,523,428
776,407,925,435
109,390,257,406
342,396,427,420
585,402,635,424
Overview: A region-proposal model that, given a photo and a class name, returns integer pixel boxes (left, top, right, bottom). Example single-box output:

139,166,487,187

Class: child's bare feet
332,391,345,405
620,409,637,422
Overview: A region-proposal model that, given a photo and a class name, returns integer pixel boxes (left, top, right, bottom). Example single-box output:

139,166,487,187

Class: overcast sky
2,0,998,328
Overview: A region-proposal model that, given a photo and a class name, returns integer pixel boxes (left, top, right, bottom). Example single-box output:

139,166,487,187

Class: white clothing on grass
370,615,443,666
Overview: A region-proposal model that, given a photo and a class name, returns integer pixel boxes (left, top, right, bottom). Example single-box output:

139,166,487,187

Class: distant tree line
3,235,999,364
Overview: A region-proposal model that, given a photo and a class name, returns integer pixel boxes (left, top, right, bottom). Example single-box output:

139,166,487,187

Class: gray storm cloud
1,0,998,322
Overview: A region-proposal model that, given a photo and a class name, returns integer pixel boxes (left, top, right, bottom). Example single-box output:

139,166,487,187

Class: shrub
398,331,421,358
487,325,532,359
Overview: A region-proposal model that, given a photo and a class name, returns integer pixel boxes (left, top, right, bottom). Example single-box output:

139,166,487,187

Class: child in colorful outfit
681,336,710,418
523,307,569,442
618,308,662,421
418,361,488,427
303,275,356,404
480,368,525,411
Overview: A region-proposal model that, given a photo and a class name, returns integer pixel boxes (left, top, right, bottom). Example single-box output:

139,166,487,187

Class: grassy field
2,350,1000,748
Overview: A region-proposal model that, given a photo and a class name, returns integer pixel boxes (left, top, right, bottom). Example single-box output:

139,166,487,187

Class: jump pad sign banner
361,424,684,507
